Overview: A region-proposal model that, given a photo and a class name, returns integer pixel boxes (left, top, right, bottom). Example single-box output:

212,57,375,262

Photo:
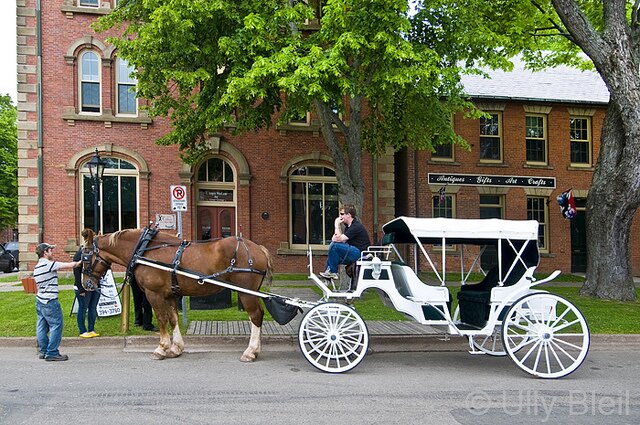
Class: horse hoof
166,347,182,358
153,348,166,360
240,354,256,362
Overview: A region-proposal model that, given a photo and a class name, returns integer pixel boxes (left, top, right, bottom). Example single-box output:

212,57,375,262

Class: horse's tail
259,244,273,289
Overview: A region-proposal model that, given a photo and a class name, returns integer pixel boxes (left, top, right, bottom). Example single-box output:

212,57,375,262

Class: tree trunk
313,99,365,216
551,0,640,300
581,105,638,301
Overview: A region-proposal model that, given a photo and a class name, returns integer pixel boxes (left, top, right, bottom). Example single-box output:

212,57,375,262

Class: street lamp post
86,149,106,233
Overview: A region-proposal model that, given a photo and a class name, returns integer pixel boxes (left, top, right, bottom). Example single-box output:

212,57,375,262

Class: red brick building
16,0,640,276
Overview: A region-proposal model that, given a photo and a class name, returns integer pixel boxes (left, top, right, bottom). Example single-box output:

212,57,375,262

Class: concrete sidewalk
3,333,640,355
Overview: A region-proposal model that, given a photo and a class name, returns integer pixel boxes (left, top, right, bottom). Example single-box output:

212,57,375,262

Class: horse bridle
82,237,111,291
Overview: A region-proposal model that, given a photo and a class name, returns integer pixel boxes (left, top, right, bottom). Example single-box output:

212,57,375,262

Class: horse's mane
106,228,180,247
107,229,136,247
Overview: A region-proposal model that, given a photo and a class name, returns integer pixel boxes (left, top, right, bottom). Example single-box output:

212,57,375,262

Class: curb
3,333,640,353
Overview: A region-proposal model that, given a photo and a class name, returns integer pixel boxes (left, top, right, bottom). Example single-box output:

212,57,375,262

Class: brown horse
81,228,273,361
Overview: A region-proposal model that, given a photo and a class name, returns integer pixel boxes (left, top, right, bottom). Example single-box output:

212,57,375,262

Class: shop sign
155,214,176,230
428,173,555,189
199,189,234,202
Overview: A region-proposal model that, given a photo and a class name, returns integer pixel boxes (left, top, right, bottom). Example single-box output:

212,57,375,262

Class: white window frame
527,196,549,252
525,114,548,165
78,0,100,8
288,111,311,126
570,116,592,167
432,193,456,250
79,50,101,114
288,165,339,249
80,157,140,233
479,112,503,163
196,157,236,207
116,57,138,116
479,194,504,219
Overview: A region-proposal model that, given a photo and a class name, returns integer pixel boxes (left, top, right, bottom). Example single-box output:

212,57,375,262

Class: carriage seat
456,264,526,327
390,264,413,298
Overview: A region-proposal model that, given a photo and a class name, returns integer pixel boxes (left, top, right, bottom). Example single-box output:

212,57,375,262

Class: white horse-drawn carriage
299,217,590,378
85,217,589,378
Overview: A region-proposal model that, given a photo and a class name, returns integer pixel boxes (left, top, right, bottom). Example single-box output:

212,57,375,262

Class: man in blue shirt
34,243,81,361
319,204,371,280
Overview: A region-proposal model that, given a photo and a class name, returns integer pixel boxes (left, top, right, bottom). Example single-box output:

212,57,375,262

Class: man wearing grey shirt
33,243,81,361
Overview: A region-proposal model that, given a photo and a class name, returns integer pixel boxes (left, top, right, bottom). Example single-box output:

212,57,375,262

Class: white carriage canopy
382,217,541,284
382,217,539,245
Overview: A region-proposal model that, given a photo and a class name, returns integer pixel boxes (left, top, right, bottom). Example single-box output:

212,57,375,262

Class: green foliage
0,94,17,230
0,284,638,335
94,1,500,167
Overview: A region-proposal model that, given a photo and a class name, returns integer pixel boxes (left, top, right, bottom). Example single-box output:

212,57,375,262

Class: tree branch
531,1,575,42
551,0,608,65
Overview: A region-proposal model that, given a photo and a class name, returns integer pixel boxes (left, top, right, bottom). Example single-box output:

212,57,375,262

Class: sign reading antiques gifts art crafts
428,173,556,189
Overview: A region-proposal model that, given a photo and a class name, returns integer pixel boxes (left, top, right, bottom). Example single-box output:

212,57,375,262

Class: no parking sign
170,185,188,211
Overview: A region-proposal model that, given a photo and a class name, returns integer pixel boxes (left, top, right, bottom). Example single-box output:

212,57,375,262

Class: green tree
423,0,638,300
98,0,636,300
0,94,17,231
97,0,521,215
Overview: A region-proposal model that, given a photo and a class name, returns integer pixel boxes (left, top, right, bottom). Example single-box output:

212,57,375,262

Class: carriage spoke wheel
502,293,589,379
298,302,369,373
471,326,506,356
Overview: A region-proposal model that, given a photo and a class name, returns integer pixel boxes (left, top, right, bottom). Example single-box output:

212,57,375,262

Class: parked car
3,241,18,268
0,245,16,273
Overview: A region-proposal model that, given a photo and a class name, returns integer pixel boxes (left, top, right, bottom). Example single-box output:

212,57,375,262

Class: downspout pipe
372,156,379,244
37,0,43,242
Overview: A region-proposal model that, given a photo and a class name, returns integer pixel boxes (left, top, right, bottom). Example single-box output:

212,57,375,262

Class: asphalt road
0,343,638,424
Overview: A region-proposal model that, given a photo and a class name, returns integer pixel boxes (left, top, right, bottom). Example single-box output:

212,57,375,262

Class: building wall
17,1,639,277
16,0,395,274
398,100,640,275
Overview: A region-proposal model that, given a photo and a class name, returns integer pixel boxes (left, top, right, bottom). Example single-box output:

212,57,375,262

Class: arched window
197,157,235,185
80,51,100,113
116,57,137,115
289,165,338,248
81,156,138,233
196,157,236,239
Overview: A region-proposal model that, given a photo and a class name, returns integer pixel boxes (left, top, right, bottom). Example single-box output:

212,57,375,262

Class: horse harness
81,237,112,291
122,227,266,296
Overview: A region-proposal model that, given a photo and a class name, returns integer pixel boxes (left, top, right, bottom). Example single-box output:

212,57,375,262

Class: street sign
170,185,188,211
155,213,176,229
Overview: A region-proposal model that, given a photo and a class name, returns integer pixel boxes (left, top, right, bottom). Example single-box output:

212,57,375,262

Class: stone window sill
428,160,460,166
62,108,152,128
60,4,112,17
567,165,595,171
476,161,510,168
524,163,554,170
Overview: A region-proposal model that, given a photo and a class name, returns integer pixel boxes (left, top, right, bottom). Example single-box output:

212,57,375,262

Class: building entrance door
197,206,235,240
571,199,587,273
192,206,236,310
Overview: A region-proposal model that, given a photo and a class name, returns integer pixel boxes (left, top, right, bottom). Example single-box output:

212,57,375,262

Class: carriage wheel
502,293,589,378
298,302,369,373
470,326,506,356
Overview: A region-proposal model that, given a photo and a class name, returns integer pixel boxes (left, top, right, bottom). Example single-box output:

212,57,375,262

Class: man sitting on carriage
319,204,371,281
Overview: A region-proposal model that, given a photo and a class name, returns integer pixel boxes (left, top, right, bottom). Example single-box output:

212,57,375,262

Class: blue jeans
75,290,100,334
36,299,63,358
325,242,361,273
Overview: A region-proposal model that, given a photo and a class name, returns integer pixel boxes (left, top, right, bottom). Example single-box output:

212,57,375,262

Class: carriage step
454,322,485,331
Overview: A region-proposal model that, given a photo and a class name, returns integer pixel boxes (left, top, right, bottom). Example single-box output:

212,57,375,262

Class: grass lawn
0,275,638,336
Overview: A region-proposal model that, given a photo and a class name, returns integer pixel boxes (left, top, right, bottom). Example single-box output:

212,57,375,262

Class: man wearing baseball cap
34,242,81,361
